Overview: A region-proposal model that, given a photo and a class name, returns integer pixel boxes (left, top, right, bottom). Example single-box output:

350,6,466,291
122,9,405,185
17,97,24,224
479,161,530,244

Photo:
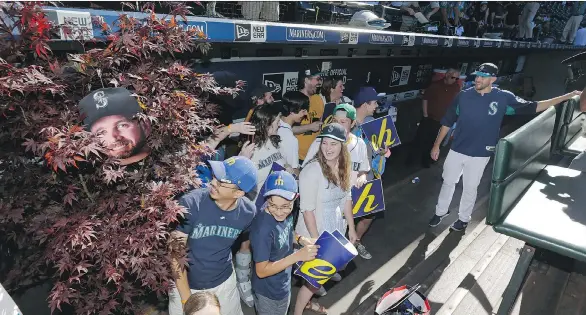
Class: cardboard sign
294,230,357,288
321,102,337,122
255,162,286,209
351,179,385,218
360,115,401,151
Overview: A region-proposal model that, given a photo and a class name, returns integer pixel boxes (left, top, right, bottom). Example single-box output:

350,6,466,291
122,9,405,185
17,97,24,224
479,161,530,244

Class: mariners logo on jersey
488,102,498,115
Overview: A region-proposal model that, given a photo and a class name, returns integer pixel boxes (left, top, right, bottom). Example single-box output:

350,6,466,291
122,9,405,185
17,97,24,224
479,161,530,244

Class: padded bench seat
494,165,586,262
565,127,586,154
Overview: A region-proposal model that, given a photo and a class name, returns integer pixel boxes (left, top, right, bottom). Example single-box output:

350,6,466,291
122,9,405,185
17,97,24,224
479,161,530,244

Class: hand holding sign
351,179,385,218
294,230,358,288
360,115,401,152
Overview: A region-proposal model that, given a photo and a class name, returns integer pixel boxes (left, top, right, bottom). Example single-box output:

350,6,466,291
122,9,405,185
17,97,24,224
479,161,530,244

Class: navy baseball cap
78,87,141,130
251,84,272,100
354,87,384,107
317,123,347,142
298,66,323,87
472,63,498,77
263,170,298,201
208,156,258,193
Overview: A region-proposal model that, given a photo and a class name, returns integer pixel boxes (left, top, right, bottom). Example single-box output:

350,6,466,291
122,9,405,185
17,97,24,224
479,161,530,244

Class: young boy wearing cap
169,156,258,315
278,91,310,176
250,171,319,315
350,87,391,260
429,62,581,232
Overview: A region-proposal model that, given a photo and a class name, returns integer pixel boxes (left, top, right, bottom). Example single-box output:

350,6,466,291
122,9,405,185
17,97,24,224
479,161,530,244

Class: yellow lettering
275,177,284,186
370,118,395,151
322,115,334,129
226,157,236,166
352,183,379,215
299,259,337,285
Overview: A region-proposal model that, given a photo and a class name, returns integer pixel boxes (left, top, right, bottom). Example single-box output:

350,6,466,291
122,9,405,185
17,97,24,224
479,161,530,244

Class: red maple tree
0,2,239,314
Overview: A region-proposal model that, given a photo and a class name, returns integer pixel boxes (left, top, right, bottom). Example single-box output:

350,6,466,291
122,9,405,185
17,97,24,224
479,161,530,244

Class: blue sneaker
428,212,450,227
450,219,468,231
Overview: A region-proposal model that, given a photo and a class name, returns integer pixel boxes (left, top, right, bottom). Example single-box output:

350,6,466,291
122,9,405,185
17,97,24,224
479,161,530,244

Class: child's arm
255,235,318,279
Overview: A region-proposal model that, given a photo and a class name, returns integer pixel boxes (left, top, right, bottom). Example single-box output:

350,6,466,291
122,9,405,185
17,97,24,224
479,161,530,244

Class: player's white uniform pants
168,271,243,315
435,150,490,223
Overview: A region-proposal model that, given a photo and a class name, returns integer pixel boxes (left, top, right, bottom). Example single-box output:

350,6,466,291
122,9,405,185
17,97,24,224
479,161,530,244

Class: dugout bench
486,96,586,315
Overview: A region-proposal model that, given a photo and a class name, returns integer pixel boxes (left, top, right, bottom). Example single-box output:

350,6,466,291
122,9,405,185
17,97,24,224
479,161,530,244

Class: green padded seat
552,96,586,156
495,166,586,262
487,107,557,224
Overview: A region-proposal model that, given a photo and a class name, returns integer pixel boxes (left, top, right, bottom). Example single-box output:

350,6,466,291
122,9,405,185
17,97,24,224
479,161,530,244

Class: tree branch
78,174,94,203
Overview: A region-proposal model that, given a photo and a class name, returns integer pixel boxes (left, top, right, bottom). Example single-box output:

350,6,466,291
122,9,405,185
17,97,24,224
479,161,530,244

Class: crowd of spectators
199,1,586,45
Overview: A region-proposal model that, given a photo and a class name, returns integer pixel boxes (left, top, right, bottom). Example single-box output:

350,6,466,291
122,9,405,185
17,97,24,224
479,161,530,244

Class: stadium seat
487,104,586,262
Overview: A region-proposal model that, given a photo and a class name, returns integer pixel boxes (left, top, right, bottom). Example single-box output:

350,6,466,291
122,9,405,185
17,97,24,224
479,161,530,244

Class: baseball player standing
429,63,581,231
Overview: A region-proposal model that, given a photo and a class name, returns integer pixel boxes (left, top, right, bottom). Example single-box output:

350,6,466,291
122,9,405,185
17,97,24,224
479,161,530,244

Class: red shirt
423,80,461,122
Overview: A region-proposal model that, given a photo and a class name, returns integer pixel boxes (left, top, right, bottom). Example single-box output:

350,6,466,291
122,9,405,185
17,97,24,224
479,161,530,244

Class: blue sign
369,33,395,44
351,179,385,218
360,115,401,151
321,102,337,122
457,39,470,47
286,27,325,42
294,230,357,288
255,162,286,209
182,21,207,36
40,6,582,51
421,37,440,46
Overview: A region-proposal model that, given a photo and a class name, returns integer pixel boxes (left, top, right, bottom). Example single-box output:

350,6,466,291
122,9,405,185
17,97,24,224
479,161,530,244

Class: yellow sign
351,179,385,218
370,117,396,151
352,183,380,215
298,258,337,285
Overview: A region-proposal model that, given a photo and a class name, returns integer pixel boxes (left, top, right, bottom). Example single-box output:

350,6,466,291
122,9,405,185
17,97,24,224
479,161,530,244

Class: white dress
295,161,352,238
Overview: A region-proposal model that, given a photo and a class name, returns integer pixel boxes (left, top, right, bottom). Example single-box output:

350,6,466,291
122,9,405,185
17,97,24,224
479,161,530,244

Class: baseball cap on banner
208,156,258,193
78,87,142,131
472,63,498,77
354,87,384,107
318,122,347,142
263,170,298,201
334,103,357,121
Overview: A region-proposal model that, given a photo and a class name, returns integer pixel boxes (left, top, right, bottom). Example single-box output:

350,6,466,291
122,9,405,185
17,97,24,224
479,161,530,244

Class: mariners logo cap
78,87,141,130
208,156,258,193
472,63,498,77
317,122,347,142
263,170,298,201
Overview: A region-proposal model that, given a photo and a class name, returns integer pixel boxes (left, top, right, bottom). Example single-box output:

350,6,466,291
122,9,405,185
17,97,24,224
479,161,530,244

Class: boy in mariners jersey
249,170,319,315
169,156,258,315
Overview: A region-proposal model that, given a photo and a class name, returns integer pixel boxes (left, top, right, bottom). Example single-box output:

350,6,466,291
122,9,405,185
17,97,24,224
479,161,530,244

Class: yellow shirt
245,108,254,122
296,94,325,160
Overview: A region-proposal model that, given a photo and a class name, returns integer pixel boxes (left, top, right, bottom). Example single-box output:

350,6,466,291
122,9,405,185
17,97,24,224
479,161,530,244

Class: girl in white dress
294,123,357,315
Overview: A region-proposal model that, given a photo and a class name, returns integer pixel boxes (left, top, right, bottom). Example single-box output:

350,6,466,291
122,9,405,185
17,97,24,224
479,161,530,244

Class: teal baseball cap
334,103,357,121
472,63,498,77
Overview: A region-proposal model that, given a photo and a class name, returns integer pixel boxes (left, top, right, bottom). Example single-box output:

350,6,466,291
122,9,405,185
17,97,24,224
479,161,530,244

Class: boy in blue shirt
169,156,258,315
351,87,390,260
429,63,581,231
250,171,319,315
